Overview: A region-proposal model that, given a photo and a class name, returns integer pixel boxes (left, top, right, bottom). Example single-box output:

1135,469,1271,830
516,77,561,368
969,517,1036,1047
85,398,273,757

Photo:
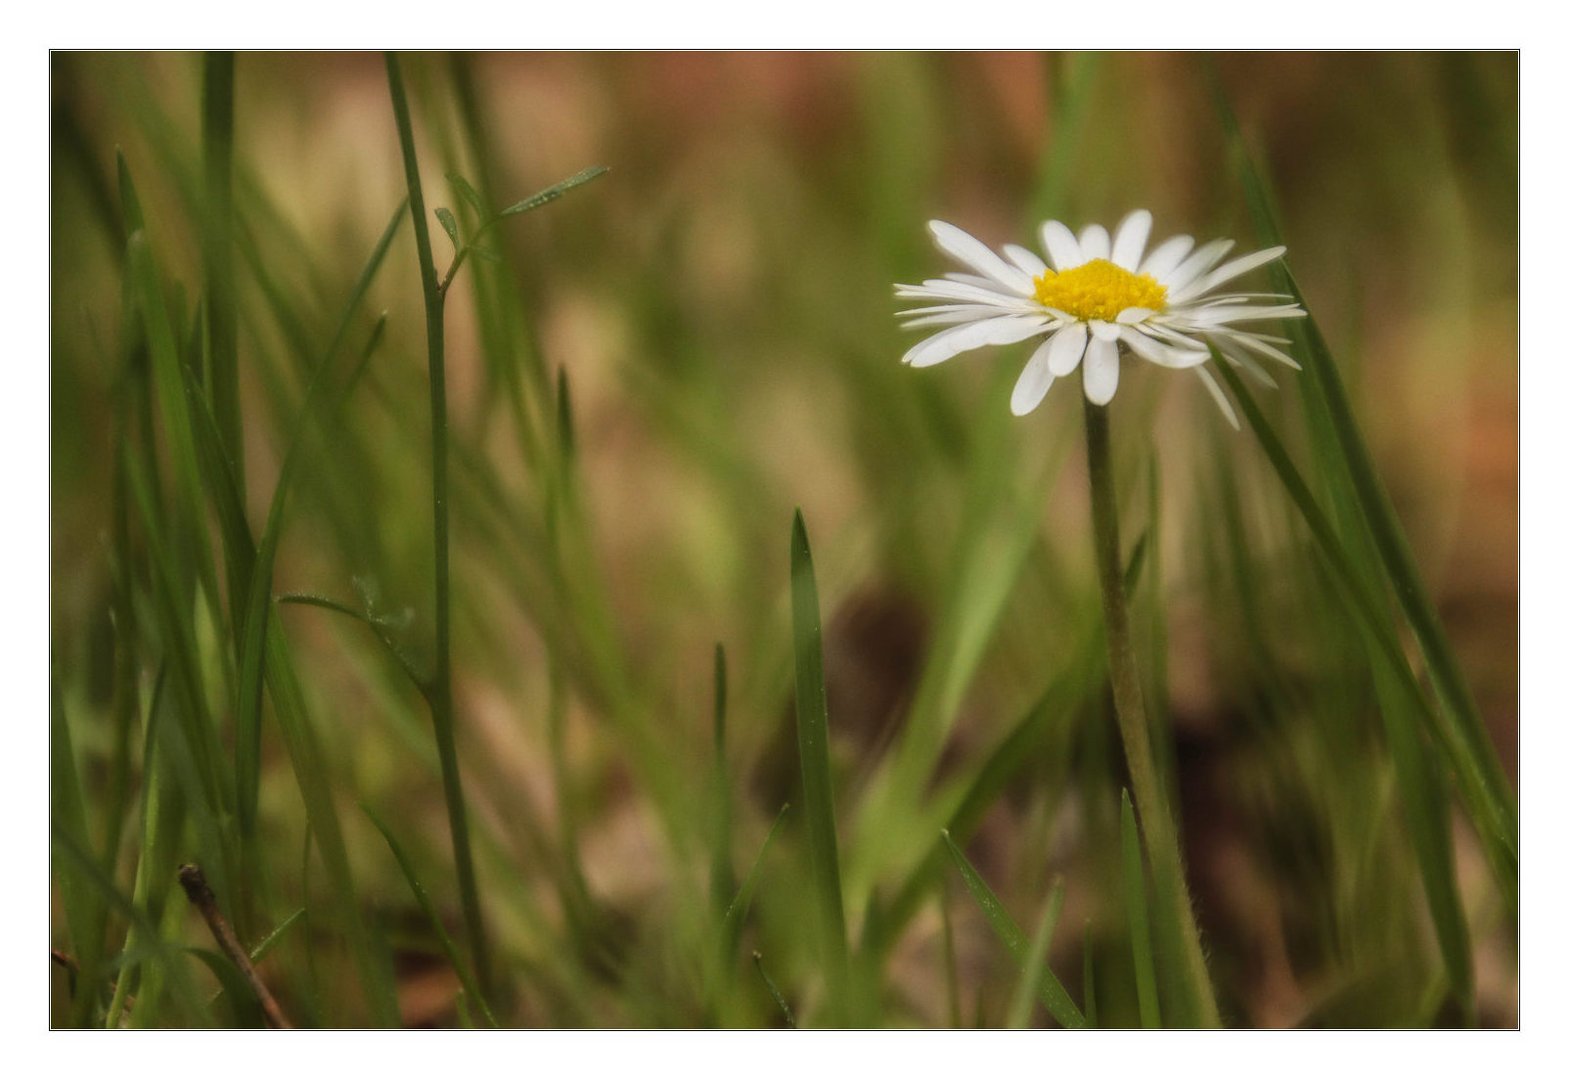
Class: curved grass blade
1208,73,1516,909
940,831,1085,1028
363,804,499,1027
789,510,850,1021
1005,876,1067,1029
1213,357,1478,1011
201,52,242,504
752,951,797,1028
234,199,403,827
720,803,791,961
276,592,431,701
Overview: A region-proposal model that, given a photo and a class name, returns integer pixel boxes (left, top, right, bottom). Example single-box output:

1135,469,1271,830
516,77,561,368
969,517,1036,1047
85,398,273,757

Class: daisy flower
894,211,1306,424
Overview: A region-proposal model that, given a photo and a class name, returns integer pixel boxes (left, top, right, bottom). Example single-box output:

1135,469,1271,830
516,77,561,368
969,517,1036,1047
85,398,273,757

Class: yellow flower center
1032,258,1167,322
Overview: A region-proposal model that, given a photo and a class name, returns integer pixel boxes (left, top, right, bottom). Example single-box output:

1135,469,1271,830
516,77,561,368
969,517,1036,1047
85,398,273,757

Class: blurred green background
49,52,1517,1027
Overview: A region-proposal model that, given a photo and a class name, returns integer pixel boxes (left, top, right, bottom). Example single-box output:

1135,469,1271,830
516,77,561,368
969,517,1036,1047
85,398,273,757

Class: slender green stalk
201,51,241,508
1005,876,1067,1028
940,831,1084,1028
386,51,492,999
789,510,850,1024
1082,397,1220,1027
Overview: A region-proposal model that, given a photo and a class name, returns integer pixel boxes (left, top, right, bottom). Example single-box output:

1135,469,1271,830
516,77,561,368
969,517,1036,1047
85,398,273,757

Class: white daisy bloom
894,211,1306,425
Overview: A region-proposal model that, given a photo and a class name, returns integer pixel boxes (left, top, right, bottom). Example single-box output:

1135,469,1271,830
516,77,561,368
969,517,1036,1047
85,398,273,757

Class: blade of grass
720,803,792,962
1005,876,1067,1028
201,52,242,507
940,831,1085,1028
1120,788,1162,1028
789,510,850,1023
234,203,403,837
52,679,108,1027
940,878,961,1028
363,804,499,1027
1210,72,1515,909
1213,357,1477,1011
752,951,797,1028
52,822,210,1025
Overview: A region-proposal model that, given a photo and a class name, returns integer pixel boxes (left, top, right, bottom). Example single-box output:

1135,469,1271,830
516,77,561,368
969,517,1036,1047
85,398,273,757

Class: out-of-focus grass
49,52,1517,1027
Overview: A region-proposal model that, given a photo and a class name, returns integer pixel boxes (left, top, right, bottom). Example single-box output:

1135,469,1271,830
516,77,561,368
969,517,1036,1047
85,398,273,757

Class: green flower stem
386,53,492,999
1082,396,1220,1028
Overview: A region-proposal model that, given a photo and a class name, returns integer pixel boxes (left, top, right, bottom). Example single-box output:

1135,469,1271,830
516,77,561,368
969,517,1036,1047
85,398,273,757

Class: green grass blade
752,951,797,1028
51,679,108,1027
1209,75,1516,905
52,822,210,1025
363,804,500,1027
249,907,306,965
201,52,242,505
276,592,430,700
496,165,609,218
789,509,850,1021
721,803,791,961
1214,359,1478,1007
261,626,402,1025
1120,789,1162,1028
236,310,391,833
1005,876,1067,1028
940,831,1085,1028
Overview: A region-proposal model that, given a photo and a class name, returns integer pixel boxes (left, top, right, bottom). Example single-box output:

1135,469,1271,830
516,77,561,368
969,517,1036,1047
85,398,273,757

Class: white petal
1116,307,1155,324
1217,347,1280,388
1003,243,1048,277
1046,321,1089,376
1082,335,1120,404
1123,327,1208,369
1195,366,1241,429
1139,234,1194,280
898,279,1032,307
928,221,1036,296
1184,304,1305,327
1078,223,1111,261
1110,210,1153,270
944,271,1004,290
900,310,997,330
1010,337,1058,416
902,315,1049,368
1040,220,1084,271
1170,245,1287,302
1088,319,1121,342
1211,328,1301,371
1162,238,1235,292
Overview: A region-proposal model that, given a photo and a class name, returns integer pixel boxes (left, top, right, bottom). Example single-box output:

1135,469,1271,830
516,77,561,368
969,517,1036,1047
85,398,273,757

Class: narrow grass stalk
386,52,492,998
1005,876,1067,1028
364,805,499,1027
201,52,242,508
1082,397,1220,1027
753,952,798,1028
940,831,1085,1028
789,510,850,1023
